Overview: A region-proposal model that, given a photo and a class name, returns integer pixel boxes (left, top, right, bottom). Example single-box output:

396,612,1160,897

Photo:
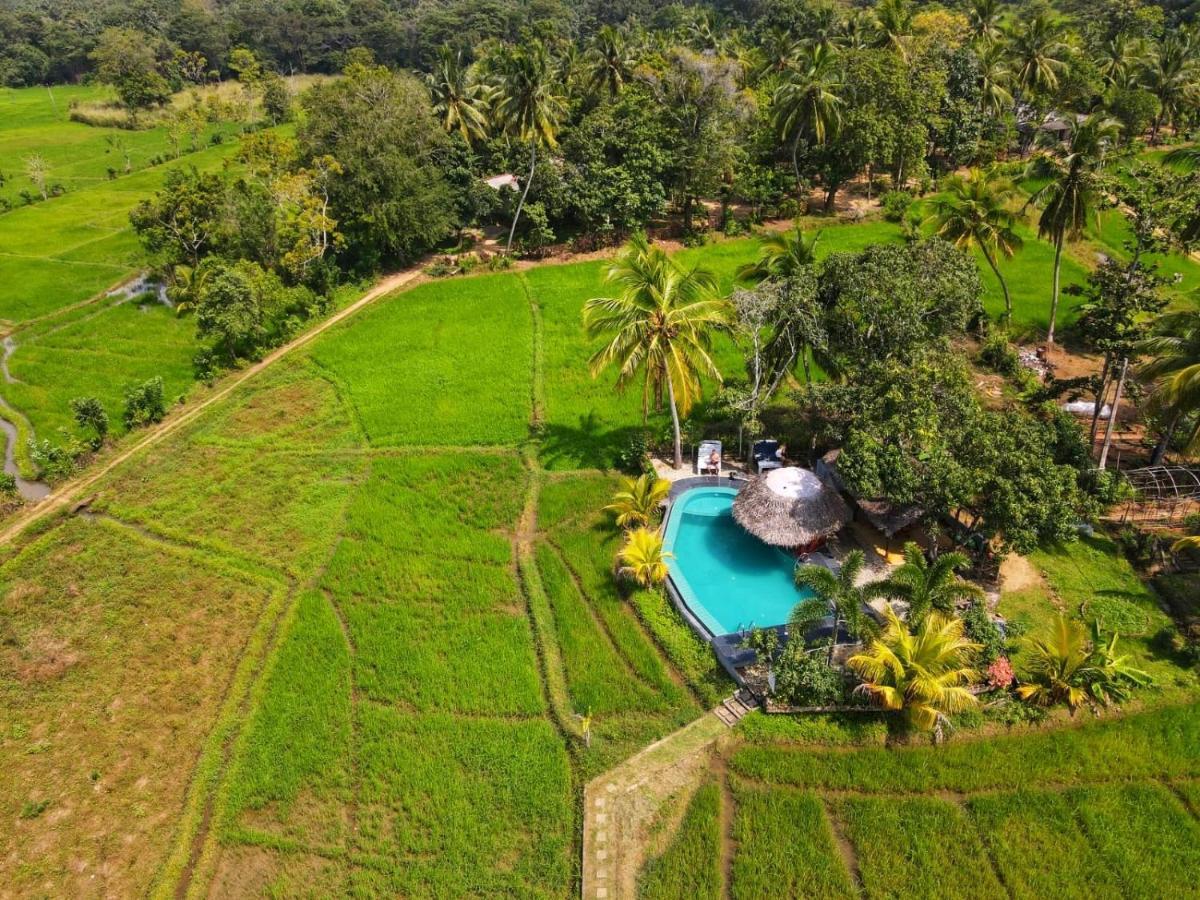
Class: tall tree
967,0,1004,46
583,234,733,468
926,168,1024,320
1141,36,1199,143
585,25,633,99
1025,115,1119,345
490,41,565,254
1138,310,1200,462
1009,13,1070,99
772,44,842,192
425,45,490,145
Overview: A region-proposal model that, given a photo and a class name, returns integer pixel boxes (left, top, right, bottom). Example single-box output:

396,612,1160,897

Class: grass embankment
723,702,1200,899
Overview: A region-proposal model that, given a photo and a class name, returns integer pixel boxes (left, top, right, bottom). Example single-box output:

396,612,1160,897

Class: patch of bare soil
206,845,347,899
999,553,1046,594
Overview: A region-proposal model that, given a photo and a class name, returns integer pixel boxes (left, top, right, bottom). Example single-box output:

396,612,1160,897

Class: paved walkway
581,707,737,900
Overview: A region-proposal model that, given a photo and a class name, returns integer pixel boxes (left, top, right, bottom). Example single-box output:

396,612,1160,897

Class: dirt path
582,712,730,900
0,267,422,548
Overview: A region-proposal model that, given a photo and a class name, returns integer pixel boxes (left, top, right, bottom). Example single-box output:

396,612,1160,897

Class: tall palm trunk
1090,353,1112,445
1098,356,1128,469
981,246,1011,320
506,144,537,254
1047,230,1064,345
666,372,684,470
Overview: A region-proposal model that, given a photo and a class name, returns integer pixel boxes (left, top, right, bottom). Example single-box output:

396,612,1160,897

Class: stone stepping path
582,693,758,899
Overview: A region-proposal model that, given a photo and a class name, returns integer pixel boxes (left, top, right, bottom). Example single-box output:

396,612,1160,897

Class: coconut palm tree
976,41,1014,116
926,168,1024,320
1138,309,1200,462
1009,13,1070,98
1096,33,1146,90
792,550,883,662
737,225,821,283
617,527,671,587
584,234,734,469
490,42,566,254
585,25,633,99
1025,115,1119,345
967,0,1004,46
772,44,842,194
876,543,985,626
425,45,491,145
1016,615,1149,711
1141,36,1199,144
604,474,671,529
848,605,980,733
873,0,914,61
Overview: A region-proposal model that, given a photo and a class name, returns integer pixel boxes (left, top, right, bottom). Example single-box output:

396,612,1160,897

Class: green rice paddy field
0,243,1196,897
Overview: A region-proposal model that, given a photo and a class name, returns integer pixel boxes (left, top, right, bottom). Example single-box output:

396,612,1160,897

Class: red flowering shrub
987,656,1015,690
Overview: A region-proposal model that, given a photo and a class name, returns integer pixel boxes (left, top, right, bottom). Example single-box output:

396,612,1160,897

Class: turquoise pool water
663,487,812,637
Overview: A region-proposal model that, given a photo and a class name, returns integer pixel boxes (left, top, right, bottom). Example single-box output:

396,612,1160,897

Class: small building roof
485,173,520,191
732,467,851,547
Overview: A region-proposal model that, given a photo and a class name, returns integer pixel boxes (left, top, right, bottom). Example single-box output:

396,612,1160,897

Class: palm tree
772,44,842,192
967,0,1004,46
425,46,491,145
792,550,883,662
848,605,980,733
1016,615,1149,712
490,42,566,254
836,10,876,51
758,26,802,76
1138,310,1200,462
1009,13,1070,98
1096,33,1145,90
1141,37,1199,144
873,0,914,61
584,234,734,468
976,41,1014,116
926,168,1024,320
737,225,821,282
1025,115,1119,345
876,543,985,626
585,25,633,99
604,474,670,529
617,527,671,587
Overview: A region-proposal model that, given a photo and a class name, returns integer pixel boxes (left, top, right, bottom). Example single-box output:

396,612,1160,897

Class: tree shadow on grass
537,414,646,472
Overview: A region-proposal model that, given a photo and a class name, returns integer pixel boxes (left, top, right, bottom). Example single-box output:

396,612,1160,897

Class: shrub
0,473,17,496
987,656,1015,690
123,377,166,429
774,642,844,707
28,438,76,481
979,331,1022,378
616,431,652,475
880,189,914,222
70,396,109,447
962,601,1006,664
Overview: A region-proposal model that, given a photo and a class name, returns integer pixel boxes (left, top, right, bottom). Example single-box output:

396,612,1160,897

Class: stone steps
713,690,759,727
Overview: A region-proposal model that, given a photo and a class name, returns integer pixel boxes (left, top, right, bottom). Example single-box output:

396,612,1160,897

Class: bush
0,473,17,496
962,601,1006,665
773,642,844,706
979,330,1022,377
28,438,76,481
880,189,914,222
70,396,109,447
123,377,166,429
616,431,652,475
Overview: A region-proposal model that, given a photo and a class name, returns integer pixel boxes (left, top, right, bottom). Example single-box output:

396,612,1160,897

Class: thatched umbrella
732,467,850,548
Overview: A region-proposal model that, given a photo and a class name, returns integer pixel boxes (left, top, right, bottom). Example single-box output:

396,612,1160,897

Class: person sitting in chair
702,448,720,475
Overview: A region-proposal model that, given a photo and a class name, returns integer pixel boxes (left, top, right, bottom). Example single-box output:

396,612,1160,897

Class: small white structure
485,173,520,191
1063,400,1110,419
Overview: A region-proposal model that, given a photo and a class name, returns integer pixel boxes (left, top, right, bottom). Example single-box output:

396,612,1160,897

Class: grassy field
632,703,1200,899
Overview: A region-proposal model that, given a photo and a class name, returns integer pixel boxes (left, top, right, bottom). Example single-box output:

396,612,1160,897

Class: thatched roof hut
732,467,850,548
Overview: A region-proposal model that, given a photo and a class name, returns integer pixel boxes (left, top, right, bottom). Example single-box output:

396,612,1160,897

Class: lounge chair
696,440,722,476
752,439,783,473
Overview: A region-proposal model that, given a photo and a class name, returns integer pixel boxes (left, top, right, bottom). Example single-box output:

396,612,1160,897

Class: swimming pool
663,487,813,637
